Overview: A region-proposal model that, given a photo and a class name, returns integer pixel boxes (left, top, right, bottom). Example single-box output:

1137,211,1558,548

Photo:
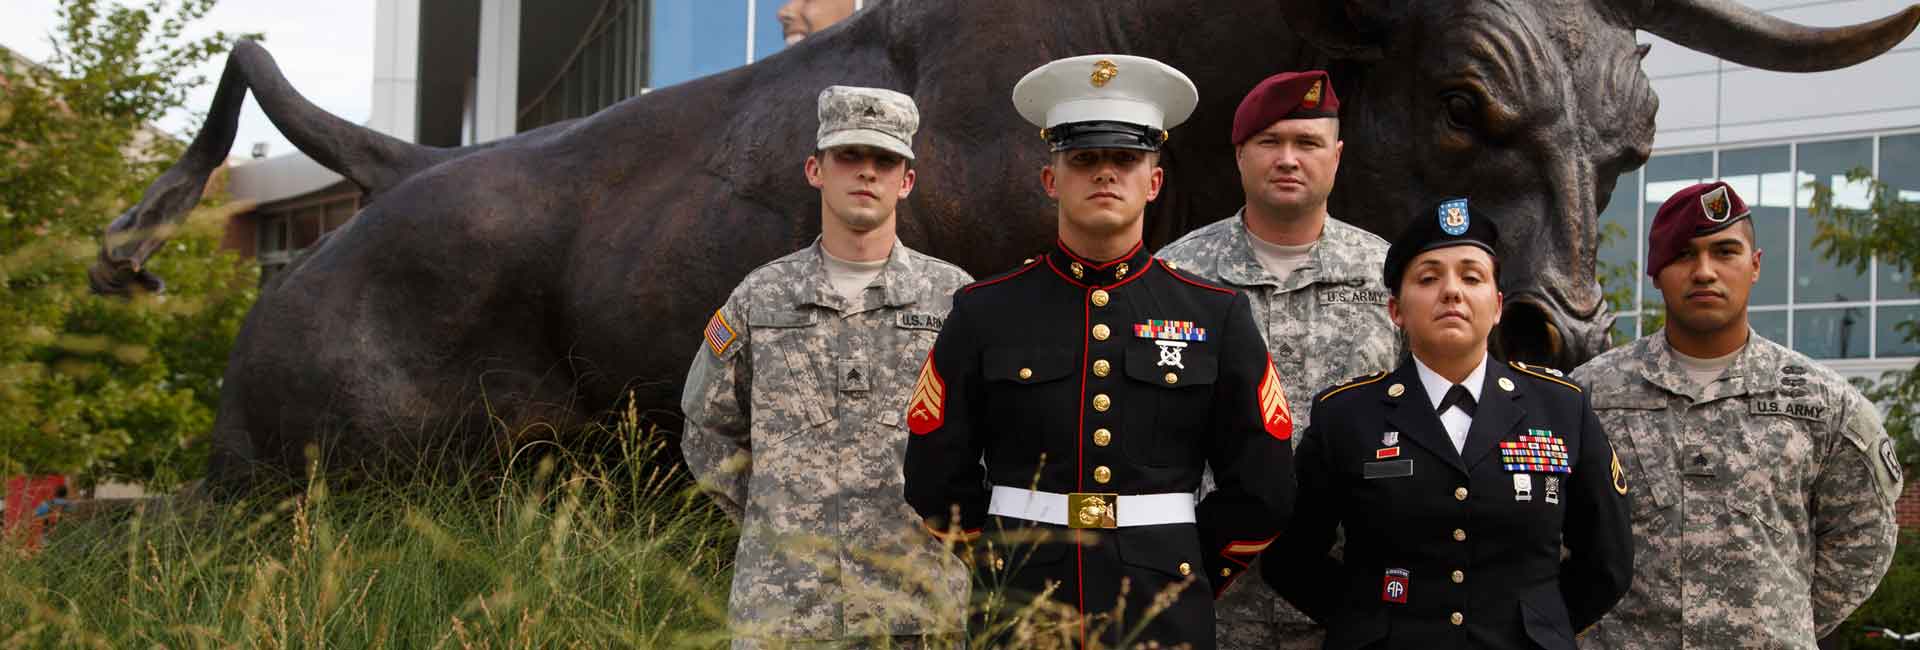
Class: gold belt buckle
1068,492,1119,529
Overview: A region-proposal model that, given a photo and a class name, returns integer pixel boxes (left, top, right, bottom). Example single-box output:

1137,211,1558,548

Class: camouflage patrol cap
816,85,919,160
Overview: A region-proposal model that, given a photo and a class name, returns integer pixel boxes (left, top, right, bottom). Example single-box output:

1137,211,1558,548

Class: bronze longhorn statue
91,0,1919,490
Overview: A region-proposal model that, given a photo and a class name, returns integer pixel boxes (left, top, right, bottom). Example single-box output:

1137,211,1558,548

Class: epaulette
1317,370,1389,402
1509,361,1582,393
961,256,1044,293
1155,258,1233,295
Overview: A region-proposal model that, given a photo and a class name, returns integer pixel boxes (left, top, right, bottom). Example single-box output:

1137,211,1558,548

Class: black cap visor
1047,121,1165,152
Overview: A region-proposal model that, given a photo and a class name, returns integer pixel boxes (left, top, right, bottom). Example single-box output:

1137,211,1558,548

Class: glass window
1794,139,1872,304
1793,306,1870,359
1879,305,1920,358
1750,309,1788,346
648,1,749,89
1597,169,1639,314
753,0,787,62
1879,134,1920,300
258,215,288,254
1719,145,1790,307
1644,153,1713,308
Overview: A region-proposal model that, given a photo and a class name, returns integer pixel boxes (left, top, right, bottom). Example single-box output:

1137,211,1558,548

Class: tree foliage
0,0,257,487
1807,168,1920,470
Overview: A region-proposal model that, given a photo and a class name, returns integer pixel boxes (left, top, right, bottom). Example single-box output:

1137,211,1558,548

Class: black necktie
1438,385,1477,417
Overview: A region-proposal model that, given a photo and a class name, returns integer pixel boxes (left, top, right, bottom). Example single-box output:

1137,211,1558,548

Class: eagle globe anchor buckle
1069,492,1120,529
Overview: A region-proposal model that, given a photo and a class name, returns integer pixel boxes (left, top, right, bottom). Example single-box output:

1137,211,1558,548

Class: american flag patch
704,309,737,357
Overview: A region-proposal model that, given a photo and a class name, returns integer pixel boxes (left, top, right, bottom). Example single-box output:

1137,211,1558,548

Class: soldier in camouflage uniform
1571,181,1902,649
681,86,974,649
1157,70,1401,650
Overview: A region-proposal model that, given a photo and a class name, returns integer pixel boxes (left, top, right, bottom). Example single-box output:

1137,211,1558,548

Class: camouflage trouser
1215,556,1324,650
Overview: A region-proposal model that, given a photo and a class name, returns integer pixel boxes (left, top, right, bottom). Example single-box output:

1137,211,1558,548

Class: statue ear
1282,0,1397,61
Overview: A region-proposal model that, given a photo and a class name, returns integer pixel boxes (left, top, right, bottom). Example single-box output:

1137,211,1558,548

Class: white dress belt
987,485,1197,528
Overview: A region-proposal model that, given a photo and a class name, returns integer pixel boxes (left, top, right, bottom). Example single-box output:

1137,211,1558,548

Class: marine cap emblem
1090,59,1119,87
1303,80,1323,108
1438,198,1470,236
1701,186,1733,223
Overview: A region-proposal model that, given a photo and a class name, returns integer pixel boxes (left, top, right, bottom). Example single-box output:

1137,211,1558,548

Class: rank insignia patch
704,309,737,358
1438,198,1470,236
1258,356,1293,441
906,354,946,435
1135,319,1208,341
1611,445,1629,495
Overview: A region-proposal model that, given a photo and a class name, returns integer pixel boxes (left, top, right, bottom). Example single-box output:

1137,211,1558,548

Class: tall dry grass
0,397,1191,649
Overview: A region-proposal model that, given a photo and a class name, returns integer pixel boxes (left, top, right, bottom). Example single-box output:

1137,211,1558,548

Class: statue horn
1634,0,1920,73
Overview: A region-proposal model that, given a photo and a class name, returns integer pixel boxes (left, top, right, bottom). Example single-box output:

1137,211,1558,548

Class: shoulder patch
704,309,738,358
1317,370,1389,402
1510,361,1582,393
1156,259,1233,294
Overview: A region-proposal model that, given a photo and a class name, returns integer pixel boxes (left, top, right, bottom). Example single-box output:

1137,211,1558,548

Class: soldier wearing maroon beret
1160,70,1403,650
1571,182,1900,648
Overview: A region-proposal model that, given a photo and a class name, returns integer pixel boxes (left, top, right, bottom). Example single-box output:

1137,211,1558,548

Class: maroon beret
1646,181,1752,277
1231,70,1340,145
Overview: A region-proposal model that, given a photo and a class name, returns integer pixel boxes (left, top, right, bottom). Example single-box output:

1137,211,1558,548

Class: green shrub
1832,533,1920,649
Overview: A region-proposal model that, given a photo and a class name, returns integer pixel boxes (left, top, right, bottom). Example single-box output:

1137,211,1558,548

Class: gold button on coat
1164,372,1179,385
1221,568,1232,577
1454,487,1469,501
1093,394,1111,411
1018,368,1033,380
1179,562,1192,576
1093,359,1112,377
1453,529,1467,542
1093,428,1112,446
1092,324,1111,340
1091,290,1110,307
1093,466,1112,483
1451,570,1465,583
1450,612,1464,626
995,557,1006,570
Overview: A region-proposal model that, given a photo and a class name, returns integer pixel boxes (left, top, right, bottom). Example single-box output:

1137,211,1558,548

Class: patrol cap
1645,181,1752,277
1383,198,1502,292
816,85,920,160
1012,54,1198,152
1232,70,1340,145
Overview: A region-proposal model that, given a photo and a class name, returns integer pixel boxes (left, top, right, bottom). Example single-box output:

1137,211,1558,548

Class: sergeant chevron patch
1258,355,1293,440
906,354,946,435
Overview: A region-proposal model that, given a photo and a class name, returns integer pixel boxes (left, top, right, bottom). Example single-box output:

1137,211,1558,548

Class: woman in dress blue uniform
1262,199,1632,650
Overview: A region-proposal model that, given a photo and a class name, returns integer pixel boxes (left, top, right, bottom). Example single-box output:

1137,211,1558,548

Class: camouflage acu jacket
679,239,973,643
1571,332,1901,649
1157,212,1402,432
1157,212,1404,645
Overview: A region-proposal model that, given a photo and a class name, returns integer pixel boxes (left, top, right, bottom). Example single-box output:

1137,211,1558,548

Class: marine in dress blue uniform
1262,199,1633,650
902,55,1297,650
